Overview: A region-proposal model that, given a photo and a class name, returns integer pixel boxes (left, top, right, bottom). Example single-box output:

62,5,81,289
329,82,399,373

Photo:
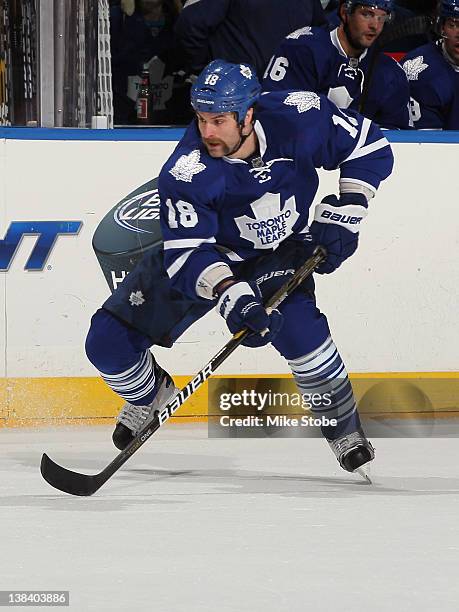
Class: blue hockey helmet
341,0,394,15
191,60,261,123
439,0,459,19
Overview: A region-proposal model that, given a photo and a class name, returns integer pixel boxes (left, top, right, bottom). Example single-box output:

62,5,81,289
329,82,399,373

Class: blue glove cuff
323,192,368,209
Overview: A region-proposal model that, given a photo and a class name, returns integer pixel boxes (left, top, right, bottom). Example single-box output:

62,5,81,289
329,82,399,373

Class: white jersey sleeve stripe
343,137,389,162
222,249,244,262
354,116,372,154
183,0,201,8
163,237,216,250
166,249,194,278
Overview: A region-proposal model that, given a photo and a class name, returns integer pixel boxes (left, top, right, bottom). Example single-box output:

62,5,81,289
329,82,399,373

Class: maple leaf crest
287,27,313,40
235,192,299,250
169,150,206,183
402,56,429,81
129,290,145,307
284,91,320,113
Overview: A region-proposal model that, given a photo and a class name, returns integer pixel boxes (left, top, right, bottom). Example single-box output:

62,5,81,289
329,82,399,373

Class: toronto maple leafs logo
284,91,320,113
402,56,429,81
240,65,252,79
235,192,299,250
129,290,145,306
169,150,206,182
287,26,313,40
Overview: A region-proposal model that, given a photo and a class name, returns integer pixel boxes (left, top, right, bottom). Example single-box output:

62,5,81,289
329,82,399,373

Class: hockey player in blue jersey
262,0,411,129
85,60,394,478
402,0,459,129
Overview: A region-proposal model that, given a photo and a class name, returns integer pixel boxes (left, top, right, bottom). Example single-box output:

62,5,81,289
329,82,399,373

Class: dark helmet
191,60,261,123
438,0,459,19
341,0,394,19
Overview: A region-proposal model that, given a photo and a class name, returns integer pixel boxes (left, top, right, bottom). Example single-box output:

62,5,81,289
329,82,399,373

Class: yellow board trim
0,372,458,428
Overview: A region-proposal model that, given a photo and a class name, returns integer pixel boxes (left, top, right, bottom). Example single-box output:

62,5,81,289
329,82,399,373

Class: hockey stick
40,247,326,496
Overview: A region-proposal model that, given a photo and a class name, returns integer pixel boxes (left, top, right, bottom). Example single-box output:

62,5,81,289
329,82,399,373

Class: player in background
85,61,393,478
174,0,327,79
402,0,459,129
262,0,411,129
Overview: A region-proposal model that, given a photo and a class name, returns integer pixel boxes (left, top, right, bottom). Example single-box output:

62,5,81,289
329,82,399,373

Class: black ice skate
112,367,178,450
327,429,375,483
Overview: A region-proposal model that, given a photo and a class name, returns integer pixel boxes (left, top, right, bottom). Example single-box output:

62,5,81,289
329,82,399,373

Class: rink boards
0,128,457,426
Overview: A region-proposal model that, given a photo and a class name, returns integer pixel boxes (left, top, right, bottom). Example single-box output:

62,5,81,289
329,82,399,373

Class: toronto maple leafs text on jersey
262,26,411,130
402,42,459,129
157,91,394,301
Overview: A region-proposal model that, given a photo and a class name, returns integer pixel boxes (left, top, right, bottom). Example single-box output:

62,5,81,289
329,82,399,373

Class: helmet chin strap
225,121,255,157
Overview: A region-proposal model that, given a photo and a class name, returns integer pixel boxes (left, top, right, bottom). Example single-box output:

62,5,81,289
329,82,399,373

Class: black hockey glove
307,193,368,274
216,281,283,347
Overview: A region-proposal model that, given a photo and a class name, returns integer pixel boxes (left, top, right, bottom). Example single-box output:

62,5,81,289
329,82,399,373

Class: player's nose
200,123,215,139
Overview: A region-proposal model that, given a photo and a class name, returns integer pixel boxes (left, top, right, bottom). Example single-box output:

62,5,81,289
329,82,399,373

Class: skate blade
354,466,372,484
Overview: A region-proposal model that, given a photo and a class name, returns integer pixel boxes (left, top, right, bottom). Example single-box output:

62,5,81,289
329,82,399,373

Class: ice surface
1,424,459,611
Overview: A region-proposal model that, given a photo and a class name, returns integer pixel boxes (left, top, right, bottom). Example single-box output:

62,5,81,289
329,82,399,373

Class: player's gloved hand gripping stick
216,280,284,347
40,248,326,496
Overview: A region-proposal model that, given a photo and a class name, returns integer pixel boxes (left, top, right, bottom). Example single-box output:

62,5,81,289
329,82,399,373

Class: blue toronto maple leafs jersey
402,42,459,130
262,26,411,130
158,90,394,300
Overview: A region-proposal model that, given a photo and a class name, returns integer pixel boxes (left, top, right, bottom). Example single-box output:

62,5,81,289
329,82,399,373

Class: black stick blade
40,454,103,497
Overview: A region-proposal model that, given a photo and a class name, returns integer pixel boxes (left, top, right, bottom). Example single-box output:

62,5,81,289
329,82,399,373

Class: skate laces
117,402,154,433
116,371,178,435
